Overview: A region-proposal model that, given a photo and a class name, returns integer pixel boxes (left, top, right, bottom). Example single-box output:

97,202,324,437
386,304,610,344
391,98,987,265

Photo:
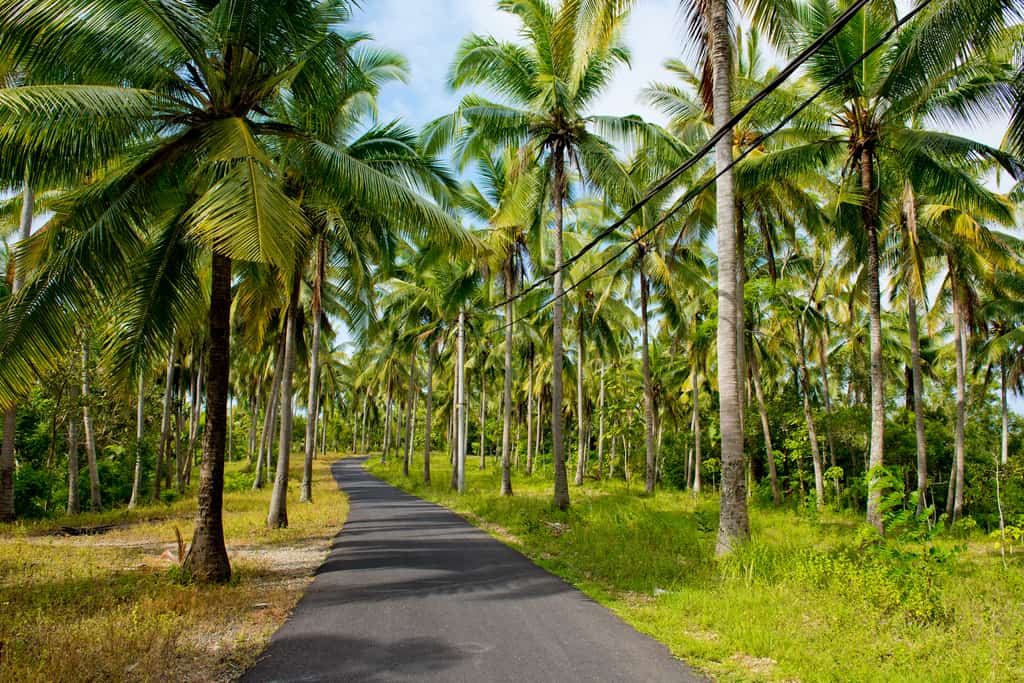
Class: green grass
368,456,1024,682
0,456,348,683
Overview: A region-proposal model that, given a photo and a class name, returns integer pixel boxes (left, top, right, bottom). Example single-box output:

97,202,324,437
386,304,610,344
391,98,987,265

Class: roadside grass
0,456,347,683
368,456,1024,682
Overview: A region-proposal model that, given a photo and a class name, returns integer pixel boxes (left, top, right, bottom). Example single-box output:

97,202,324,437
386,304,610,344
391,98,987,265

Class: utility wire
486,0,878,314
480,0,933,338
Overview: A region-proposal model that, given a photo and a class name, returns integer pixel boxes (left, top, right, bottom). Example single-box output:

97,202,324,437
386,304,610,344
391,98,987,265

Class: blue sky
349,0,684,130
348,1,1009,150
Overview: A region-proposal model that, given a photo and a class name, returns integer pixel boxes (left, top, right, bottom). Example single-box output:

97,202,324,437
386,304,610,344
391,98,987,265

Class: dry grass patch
0,456,347,683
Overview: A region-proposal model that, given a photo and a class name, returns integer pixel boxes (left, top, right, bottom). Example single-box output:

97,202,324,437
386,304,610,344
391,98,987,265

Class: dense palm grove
1,0,1024,583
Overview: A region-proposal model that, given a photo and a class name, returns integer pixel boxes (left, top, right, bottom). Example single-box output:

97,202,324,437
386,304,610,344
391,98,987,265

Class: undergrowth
368,456,1024,682
0,457,347,683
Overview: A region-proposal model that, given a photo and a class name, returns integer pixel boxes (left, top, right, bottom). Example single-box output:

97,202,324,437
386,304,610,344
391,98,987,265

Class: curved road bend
242,457,705,683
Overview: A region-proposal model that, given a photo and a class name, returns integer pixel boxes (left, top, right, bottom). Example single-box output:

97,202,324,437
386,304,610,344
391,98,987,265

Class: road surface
242,457,704,682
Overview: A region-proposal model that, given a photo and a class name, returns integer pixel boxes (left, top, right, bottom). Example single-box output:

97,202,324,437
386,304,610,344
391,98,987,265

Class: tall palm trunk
692,368,702,495
359,389,369,455
182,253,232,583
403,345,418,477
301,236,326,503
128,370,146,508
597,363,606,477
424,340,436,484
248,375,260,463
797,320,825,509
551,144,570,510
817,332,837,473
183,351,204,489
478,371,487,469
949,266,967,522
501,264,514,495
267,270,301,529
750,348,780,505
526,349,535,475
81,342,101,511
456,310,467,492
0,402,15,520
909,294,928,514
574,320,587,486
861,147,886,533
641,273,656,494
450,362,460,491
711,0,747,553
67,380,80,515
0,178,33,521
382,376,394,463
254,332,285,490
1000,363,1009,467
152,341,176,501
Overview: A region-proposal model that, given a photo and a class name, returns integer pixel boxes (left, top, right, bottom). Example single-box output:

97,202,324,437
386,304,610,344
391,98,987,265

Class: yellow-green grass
0,456,348,683
368,457,1024,682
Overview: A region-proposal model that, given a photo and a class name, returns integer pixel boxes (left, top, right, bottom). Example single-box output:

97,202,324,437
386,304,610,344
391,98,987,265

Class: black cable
486,0,877,313
480,0,933,338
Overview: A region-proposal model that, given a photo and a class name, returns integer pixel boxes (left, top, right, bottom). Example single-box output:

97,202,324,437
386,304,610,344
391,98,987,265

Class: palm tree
785,0,1023,530
462,150,543,495
432,0,635,509
0,1,461,580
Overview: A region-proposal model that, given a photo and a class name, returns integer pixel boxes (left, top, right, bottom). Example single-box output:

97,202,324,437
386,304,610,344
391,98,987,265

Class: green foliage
372,456,1024,681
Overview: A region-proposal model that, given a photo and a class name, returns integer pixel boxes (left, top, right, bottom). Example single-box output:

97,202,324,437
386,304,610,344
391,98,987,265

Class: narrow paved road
242,457,704,682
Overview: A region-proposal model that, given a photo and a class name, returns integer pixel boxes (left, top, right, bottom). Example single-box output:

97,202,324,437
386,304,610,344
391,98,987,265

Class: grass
368,456,1024,682
0,456,348,683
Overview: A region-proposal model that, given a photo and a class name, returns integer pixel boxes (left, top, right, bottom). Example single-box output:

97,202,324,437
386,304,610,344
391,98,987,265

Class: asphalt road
242,457,704,683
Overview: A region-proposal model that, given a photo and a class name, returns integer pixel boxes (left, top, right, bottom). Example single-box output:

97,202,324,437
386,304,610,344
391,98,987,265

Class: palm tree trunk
301,236,326,503
128,370,146,509
153,341,176,501
641,273,656,494
180,355,199,491
67,381,80,515
607,433,615,479
424,340,436,485
950,267,967,522
185,351,204,488
382,376,394,463
254,333,285,490
0,400,15,521
81,342,101,511
0,178,34,522
248,375,260,463
817,332,837,473
909,293,928,514
692,368,702,495
359,389,369,455
267,270,301,529
862,147,886,534
478,370,486,470
797,321,825,509
501,265,514,495
736,202,746,438
403,345,418,477
1001,362,1009,467
574,319,587,486
450,363,460,491
551,144,570,510
597,363,606,478
456,310,467,492
750,348,780,505
711,0,747,553
526,349,535,476
182,252,232,583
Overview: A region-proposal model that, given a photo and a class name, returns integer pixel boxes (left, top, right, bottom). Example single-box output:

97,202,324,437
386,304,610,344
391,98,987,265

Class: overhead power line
480,0,934,338
487,0,879,314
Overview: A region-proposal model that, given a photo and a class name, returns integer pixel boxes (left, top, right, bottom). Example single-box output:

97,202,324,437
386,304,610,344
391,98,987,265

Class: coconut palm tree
0,0,462,581
429,0,635,509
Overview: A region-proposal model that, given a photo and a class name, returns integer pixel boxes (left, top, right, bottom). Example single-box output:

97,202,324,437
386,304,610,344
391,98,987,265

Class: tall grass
368,457,1024,682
